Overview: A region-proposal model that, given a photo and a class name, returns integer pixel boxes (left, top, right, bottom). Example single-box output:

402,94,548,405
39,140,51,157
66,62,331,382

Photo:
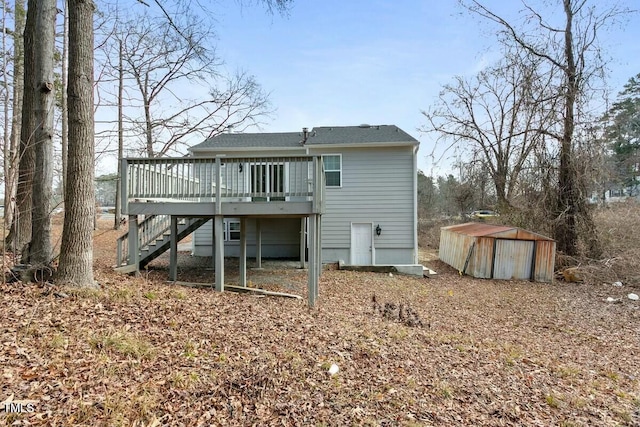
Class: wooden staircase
116,215,209,271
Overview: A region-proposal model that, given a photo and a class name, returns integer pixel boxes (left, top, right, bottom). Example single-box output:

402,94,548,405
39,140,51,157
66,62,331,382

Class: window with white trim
322,154,342,187
223,219,241,241
610,188,625,197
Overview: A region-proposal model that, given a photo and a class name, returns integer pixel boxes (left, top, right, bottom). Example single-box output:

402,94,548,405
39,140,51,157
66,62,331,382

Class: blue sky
206,0,640,175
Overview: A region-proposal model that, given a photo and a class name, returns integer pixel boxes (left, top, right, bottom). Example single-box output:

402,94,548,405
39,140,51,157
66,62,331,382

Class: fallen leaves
0,220,639,425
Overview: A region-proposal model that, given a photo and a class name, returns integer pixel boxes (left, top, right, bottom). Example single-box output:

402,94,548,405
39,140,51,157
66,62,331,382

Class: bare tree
4,0,26,233
2,1,9,214
6,0,35,254
90,0,290,162
423,51,556,211
57,0,96,287
61,0,69,194
226,0,293,15
29,0,56,265
114,37,123,229
459,0,632,256
107,11,270,158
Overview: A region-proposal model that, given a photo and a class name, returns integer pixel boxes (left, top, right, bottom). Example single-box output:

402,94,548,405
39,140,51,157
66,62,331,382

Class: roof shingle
188,125,418,152
190,132,303,150
306,125,417,145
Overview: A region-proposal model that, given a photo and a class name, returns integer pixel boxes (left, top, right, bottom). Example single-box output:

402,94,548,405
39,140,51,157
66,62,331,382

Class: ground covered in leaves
1,219,639,426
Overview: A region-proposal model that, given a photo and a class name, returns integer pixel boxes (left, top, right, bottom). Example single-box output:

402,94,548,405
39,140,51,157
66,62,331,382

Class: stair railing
116,214,172,266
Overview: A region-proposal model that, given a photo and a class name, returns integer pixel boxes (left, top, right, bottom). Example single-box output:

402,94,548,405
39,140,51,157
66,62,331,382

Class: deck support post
307,214,317,307
316,215,322,299
214,156,223,281
211,217,216,269
214,215,224,291
239,218,247,287
256,218,262,269
128,215,139,274
300,217,306,269
169,216,178,281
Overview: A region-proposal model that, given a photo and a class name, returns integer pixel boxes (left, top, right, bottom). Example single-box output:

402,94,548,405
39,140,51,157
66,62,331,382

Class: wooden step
114,264,138,274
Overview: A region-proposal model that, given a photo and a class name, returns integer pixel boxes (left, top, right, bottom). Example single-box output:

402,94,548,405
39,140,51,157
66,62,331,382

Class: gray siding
190,146,417,265
309,147,415,264
375,248,416,265
193,217,301,258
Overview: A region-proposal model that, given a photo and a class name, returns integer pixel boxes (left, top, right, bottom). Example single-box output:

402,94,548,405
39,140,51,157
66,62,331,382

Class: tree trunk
30,0,56,265
57,0,96,287
553,0,578,255
2,1,10,231
144,92,154,157
4,0,26,233
6,1,36,255
115,38,123,229
61,0,69,195
494,162,510,211
552,0,601,257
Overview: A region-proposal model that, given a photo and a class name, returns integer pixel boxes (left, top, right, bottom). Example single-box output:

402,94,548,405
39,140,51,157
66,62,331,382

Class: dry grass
0,215,639,425
418,217,460,250
582,201,640,286
552,201,640,286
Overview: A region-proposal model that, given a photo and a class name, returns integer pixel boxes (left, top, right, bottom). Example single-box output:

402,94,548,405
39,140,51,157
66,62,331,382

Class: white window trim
225,219,241,242
322,154,342,188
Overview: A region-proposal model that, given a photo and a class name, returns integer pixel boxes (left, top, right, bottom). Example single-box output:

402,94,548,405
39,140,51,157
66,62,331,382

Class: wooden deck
121,155,325,216
117,155,325,306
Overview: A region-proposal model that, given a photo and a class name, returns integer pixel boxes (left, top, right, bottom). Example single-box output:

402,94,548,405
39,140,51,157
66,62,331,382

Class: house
588,186,640,204
188,125,420,266
116,124,420,305
588,168,640,204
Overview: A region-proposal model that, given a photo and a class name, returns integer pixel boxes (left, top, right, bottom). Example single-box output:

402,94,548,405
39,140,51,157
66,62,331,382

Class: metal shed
439,222,556,282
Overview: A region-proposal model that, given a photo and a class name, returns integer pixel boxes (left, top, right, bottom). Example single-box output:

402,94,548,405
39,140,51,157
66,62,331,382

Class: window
610,188,625,197
223,219,241,241
227,220,241,241
322,154,341,187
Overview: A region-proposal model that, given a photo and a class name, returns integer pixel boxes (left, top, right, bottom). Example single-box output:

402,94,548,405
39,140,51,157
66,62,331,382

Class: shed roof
441,222,554,241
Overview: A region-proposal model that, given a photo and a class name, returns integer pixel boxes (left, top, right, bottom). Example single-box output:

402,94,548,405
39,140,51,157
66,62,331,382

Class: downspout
413,145,419,264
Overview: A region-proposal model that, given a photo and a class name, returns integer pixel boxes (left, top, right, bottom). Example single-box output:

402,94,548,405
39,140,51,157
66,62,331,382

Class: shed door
351,223,373,265
493,239,534,280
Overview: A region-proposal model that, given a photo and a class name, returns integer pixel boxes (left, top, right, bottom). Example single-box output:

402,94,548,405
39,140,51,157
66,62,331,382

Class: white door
351,223,373,265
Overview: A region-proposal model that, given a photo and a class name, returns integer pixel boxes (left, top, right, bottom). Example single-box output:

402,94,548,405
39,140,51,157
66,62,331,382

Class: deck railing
121,155,325,214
